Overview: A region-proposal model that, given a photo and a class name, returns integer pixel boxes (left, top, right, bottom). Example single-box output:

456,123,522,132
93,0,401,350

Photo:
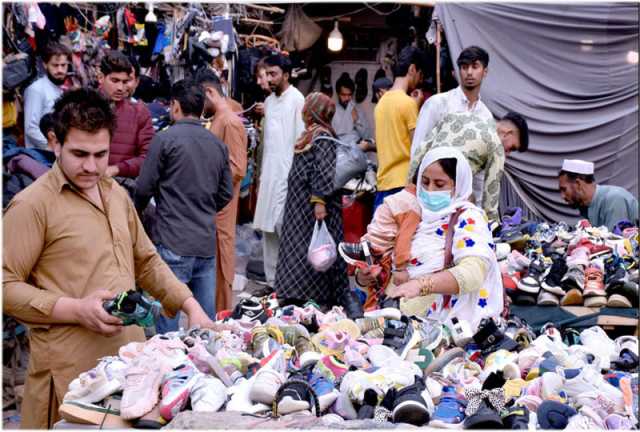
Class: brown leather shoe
560,288,583,306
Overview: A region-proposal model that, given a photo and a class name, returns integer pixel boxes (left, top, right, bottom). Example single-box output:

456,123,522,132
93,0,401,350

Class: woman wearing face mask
357,147,503,330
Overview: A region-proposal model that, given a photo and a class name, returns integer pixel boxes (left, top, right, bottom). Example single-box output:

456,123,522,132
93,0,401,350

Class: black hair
134,75,158,103
129,55,140,78
263,53,292,75
437,158,458,182
170,79,205,117
501,111,529,152
100,50,133,76
42,42,71,63
457,46,489,68
52,88,116,145
39,113,56,137
558,170,595,184
394,46,427,78
195,68,223,96
335,72,355,93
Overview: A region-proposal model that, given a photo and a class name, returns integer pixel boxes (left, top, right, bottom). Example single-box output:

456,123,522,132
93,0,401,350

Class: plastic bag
313,136,368,192
307,220,337,272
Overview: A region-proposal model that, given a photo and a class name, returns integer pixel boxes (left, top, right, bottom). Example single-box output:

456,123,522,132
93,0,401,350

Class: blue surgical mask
419,189,452,211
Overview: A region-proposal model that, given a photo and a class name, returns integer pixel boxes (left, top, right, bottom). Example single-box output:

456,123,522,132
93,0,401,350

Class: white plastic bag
307,220,337,272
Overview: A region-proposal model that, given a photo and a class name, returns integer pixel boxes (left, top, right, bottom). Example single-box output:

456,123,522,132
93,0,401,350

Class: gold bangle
419,276,433,297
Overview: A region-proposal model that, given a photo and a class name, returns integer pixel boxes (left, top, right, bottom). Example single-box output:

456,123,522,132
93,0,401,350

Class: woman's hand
314,203,327,220
392,270,410,285
387,280,421,299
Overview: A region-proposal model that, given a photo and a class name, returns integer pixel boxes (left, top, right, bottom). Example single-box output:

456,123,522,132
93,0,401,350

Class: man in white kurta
253,54,305,287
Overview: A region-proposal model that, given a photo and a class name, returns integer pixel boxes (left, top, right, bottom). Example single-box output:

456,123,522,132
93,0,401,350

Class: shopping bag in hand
307,220,337,272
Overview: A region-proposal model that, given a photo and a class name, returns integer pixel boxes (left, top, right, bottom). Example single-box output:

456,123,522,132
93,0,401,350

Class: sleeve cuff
29,292,64,317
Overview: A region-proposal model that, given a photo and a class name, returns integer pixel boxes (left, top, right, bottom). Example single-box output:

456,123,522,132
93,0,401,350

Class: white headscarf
416,146,474,223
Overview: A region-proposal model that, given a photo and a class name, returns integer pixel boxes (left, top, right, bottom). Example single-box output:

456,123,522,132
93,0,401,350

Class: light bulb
627,51,639,65
145,3,157,23
328,21,343,52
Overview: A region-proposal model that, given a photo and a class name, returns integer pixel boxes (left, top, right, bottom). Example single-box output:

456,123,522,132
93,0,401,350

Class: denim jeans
155,244,216,334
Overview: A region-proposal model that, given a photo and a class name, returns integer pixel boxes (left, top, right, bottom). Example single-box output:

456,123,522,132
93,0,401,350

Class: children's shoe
561,264,586,292
190,374,227,412
541,255,568,296
232,298,268,323
537,290,560,306
249,368,286,405
64,356,128,404
583,265,606,297
337,241,375,268
391,375,432,426
120,357,168,420
517,256,545,294
158,362,200,420
429,386,467,428
103,290,162,327
309,372,340,412
501,404,530,429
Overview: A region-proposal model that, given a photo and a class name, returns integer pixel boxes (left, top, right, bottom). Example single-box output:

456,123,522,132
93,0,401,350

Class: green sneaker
103,290,162,328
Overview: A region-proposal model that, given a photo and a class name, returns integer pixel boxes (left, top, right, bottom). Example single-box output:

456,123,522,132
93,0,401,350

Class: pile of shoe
497,214,639,308
61,290,639,430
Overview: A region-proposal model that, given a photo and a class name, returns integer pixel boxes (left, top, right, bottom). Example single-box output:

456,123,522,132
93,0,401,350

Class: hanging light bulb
145,3,157,23
328,20,343,52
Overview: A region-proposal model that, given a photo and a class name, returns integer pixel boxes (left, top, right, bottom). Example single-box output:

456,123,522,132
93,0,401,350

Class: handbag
312,135,368,193
2,53,35,93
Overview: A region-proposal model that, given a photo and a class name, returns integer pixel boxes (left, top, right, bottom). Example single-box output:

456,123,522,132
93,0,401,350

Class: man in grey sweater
135,79,233,333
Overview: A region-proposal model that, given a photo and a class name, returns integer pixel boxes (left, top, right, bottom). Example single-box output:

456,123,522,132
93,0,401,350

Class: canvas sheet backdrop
435,3,639,224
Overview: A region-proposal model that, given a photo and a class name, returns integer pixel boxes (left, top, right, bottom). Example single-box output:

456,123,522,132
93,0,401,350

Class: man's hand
74,290,124,336
105,165,120,177
351,107,359,123
254,102,265,117
314,203,327,221
182,297,216,330
387,280,421,299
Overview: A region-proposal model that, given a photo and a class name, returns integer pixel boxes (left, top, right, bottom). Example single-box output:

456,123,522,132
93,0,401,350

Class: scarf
294,92,336,153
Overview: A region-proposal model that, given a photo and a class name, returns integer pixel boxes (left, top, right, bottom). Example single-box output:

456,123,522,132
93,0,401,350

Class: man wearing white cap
558,159,638,230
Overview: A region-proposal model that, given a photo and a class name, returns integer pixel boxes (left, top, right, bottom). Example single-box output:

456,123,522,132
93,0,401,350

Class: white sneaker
64,356,128,404
615,335,639,357
190,374,227,412
120,356,168,420
564,405,606,430
249,368,285,405
227,376,270,414
364,307,401,321
561,366,624,412
580,326,617,368
540,371,564,400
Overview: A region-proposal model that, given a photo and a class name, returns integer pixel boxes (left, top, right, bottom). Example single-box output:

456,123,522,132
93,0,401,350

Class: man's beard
47,71,66,86
339,100,349,109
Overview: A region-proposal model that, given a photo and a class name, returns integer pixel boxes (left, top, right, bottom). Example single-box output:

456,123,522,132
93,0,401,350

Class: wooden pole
436,21,441,93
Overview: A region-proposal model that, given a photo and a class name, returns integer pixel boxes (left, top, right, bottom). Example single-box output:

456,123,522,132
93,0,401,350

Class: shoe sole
429,418,464,429
541,281,566,296
537,296,560,306
607,294,632,308
584,296,607,308
560,289,583,306
277,396,310,414
59,402,132,428
393,400,430,425
517,280,541,294
583,288,606,298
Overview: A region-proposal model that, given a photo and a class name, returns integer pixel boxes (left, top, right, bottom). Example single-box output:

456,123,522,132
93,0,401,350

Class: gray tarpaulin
435,3,639,223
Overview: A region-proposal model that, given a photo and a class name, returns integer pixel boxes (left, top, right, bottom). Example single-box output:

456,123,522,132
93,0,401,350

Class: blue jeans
373,187,404,213
155,244,216,334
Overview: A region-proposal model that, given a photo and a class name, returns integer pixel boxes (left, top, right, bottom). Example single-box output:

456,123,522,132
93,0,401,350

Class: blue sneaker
308,372,338,412
429,386,467,428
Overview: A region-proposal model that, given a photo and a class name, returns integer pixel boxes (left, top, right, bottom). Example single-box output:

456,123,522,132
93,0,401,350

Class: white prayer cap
562,159,594,175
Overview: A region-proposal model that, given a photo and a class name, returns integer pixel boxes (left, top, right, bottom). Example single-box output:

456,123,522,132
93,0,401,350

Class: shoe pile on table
60,297,638,429
496,211,638,308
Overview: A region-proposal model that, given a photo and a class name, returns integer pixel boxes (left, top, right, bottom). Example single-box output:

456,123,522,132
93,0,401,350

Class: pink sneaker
159,362,200,420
